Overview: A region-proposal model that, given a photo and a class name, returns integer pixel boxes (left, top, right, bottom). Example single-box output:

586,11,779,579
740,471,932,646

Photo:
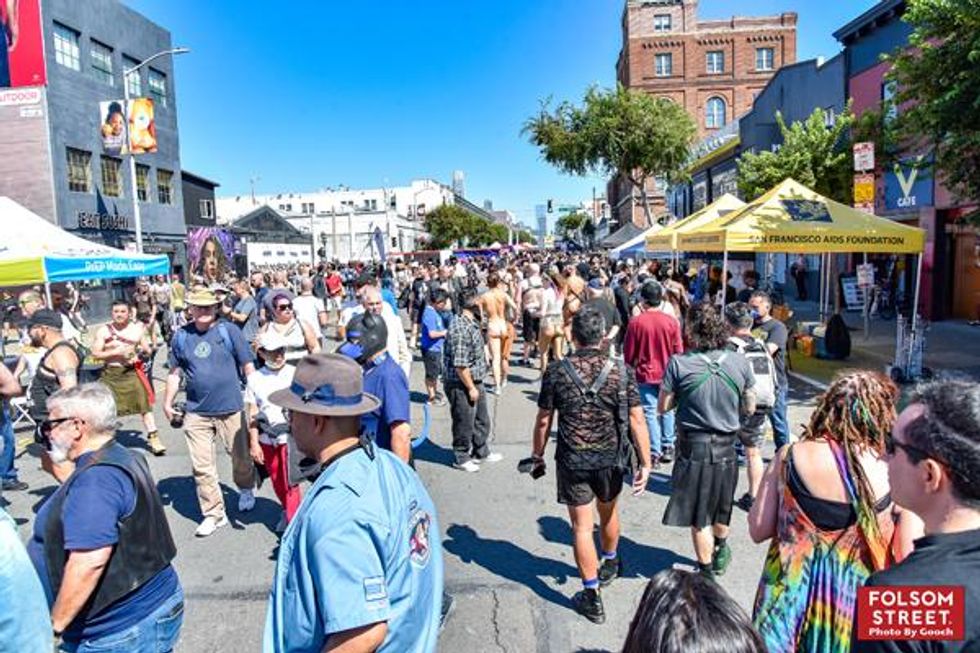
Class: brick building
609,0,797,228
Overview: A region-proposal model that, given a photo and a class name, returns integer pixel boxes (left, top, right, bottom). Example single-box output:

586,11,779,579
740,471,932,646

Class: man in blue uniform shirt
264,354,442,653
338,312,411,463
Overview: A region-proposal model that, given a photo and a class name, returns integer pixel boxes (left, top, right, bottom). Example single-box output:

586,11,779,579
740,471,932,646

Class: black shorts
521,311,540,343
557,465,623,506
422,349,443,381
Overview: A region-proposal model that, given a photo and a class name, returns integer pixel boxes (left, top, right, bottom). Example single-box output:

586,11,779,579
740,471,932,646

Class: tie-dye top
753,440,895,653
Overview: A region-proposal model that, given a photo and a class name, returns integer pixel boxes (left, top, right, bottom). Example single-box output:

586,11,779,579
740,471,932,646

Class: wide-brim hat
269,353,380,417
186,287,221,307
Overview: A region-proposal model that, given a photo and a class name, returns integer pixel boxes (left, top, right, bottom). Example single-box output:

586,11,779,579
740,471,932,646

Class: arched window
706,97,727,129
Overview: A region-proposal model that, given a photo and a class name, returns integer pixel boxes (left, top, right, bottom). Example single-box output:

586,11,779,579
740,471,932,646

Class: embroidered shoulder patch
408,510,432,567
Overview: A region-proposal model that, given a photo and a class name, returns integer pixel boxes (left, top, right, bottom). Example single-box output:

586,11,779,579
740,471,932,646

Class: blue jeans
769,386,790,449
639,383,675,456
61,586,184,653
0,403,16,481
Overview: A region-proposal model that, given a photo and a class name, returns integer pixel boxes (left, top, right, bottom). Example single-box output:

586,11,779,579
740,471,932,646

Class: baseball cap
257,330,288,352
587,277,604,290
28,309,63,330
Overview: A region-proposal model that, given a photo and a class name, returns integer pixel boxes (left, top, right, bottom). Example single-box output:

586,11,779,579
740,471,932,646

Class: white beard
47,439,71,464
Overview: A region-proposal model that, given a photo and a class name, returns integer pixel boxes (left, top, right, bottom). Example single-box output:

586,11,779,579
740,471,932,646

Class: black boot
598,556,621,587
572,587,605,624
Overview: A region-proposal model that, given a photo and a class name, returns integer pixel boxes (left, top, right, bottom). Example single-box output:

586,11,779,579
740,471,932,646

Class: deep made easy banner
44,254,170,282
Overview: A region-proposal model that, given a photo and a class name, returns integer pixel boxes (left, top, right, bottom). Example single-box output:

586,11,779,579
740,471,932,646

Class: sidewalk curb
789,371,829,391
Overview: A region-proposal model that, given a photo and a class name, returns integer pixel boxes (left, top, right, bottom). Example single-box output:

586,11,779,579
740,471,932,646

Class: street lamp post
124,47,190,253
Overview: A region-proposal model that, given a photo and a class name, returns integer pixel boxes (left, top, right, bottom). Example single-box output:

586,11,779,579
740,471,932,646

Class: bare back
790,439,891,505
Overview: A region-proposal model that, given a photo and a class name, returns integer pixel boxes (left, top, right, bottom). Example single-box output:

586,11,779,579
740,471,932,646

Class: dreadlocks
801,370,899,525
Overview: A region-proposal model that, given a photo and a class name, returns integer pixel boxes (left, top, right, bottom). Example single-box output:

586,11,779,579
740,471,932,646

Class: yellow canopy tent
676,178,927,373
645,193,746,254
674,178,925,254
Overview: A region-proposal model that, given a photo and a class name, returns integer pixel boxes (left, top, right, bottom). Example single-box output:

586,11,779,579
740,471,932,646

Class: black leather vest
44,440,177,616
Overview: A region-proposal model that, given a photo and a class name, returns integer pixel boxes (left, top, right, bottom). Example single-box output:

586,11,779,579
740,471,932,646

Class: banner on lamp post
99,100,128,155
127,98,158,154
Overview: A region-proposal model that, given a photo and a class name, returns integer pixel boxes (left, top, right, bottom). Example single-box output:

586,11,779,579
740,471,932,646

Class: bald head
361,286,383,315
300,277,314,293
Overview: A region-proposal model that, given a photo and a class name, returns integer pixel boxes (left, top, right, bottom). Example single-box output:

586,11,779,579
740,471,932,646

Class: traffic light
317,247,326,259
547,199,553,213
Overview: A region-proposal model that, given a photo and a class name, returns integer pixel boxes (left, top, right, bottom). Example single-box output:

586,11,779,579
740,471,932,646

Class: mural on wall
187,227,235,284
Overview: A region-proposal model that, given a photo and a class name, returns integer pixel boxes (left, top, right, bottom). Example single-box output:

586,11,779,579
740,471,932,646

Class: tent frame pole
908,253,924,374
721,247,729,308
45,281,52,308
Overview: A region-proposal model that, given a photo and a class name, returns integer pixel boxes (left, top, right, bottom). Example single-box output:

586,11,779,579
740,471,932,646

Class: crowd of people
0,250,977,653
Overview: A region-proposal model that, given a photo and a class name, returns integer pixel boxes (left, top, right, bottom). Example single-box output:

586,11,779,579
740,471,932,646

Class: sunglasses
276,304,293,311
39,416,79,437
885,434,936,462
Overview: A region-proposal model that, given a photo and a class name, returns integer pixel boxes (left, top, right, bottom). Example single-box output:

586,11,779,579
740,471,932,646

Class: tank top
270,320,307,362
31,342,79,420
753,440,895,652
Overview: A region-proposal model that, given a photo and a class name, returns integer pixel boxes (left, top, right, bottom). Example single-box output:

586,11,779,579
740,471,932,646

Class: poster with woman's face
99,100,127,155
188,228,235,284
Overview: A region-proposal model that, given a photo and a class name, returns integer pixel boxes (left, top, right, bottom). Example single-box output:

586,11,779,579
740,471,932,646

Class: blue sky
128,0,877,226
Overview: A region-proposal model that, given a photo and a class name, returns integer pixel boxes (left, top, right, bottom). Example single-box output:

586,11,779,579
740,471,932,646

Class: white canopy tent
609,224,664,261
0,197,170,292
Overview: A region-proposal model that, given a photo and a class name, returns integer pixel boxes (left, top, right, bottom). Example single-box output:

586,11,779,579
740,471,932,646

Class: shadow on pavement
536,516,691,579
442,523,576,610
413,439,456,469
157,475,281,533
409,390,429,404
642,470,673,497
115,429,152,455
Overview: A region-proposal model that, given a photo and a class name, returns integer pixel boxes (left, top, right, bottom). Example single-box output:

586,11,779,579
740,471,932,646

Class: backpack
172,322,246,388
728,336,776,409
559,358,637,475
678,352,741,404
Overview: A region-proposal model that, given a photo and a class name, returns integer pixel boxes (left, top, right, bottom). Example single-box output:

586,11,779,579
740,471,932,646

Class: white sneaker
275,512,288,534
238,489,256,512
454,460,481,473
477,452,504,464
195,514,228,538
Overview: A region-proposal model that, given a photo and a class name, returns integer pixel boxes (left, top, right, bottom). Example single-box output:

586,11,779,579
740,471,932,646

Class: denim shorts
61,586,184,653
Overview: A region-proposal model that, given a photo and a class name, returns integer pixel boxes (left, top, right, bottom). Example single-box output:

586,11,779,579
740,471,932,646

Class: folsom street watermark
857,586,965,641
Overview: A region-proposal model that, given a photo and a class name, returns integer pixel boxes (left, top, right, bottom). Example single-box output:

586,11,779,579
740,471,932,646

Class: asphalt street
4,344,821,652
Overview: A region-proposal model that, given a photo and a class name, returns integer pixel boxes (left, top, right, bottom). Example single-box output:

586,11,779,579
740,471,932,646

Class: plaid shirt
443,313,487,385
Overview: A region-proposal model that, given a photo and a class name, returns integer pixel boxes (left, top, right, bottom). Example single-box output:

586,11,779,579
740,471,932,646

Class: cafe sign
884,155,933,211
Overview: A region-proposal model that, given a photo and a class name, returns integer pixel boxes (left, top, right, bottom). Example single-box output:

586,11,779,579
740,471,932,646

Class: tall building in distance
452,170,466,198
610,0,797,228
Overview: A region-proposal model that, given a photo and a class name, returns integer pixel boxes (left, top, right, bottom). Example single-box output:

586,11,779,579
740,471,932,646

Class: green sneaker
712,542,732,576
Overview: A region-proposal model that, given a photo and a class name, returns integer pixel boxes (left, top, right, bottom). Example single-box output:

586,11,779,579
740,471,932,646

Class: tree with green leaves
517,230,536,244
423,204,472,249
737,106,854,203
555,211,588,241
886,0,980,204
523,84,697,226
424,204,511,248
